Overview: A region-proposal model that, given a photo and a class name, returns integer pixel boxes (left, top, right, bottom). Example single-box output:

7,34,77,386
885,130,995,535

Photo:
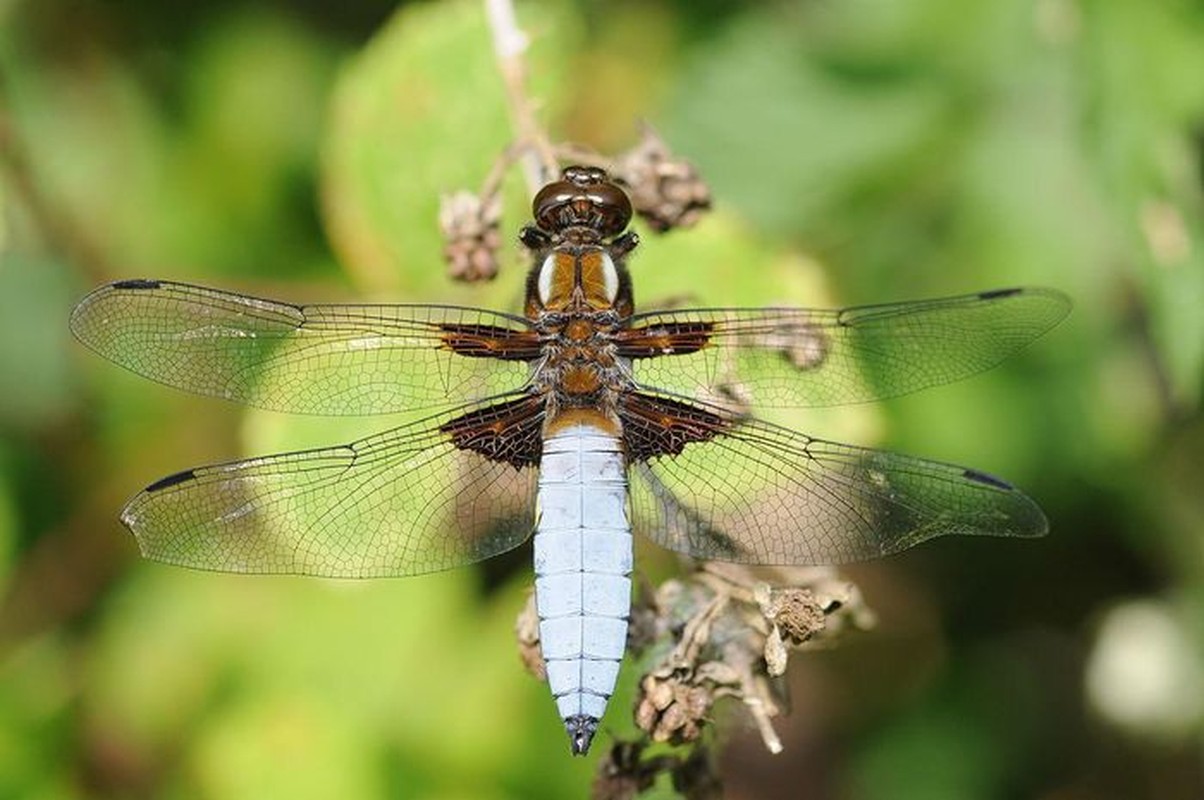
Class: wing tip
117,469,197,543
961,467,1051,538
69,279,161,343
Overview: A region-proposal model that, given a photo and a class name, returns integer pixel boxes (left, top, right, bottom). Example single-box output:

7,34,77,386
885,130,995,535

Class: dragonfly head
530,165,632,243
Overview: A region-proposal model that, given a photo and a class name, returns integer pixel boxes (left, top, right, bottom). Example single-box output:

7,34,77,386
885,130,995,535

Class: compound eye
590,184,632,238
532,181,576,231
530,168,633,236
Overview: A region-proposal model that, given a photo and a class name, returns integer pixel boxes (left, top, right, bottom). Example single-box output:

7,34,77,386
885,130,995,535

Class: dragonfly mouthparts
566,714,599,756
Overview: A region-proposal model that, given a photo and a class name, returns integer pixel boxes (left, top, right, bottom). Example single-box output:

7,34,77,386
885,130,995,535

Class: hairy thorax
533,308,631,415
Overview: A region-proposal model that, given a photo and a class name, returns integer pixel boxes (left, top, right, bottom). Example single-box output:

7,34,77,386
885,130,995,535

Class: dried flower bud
634,659,742,746
439,190,503,281
636,669,714,745
614,127,712,233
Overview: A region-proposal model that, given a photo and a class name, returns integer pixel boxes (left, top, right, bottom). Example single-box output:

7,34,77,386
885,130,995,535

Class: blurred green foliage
1,0,1203,798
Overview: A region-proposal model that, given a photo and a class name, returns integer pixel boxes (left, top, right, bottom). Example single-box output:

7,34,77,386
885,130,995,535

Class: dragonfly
70,165,1070,755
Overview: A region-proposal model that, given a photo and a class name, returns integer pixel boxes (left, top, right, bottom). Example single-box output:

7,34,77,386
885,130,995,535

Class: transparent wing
120,400,542,577
627,411,1047,566
620,287,1070,409
70,280,540,415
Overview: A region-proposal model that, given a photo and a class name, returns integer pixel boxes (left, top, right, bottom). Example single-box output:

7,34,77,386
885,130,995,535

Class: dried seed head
636,669,716,745
614,127,712,233
762,587,827,644
625,564,875,756
440,190,503,281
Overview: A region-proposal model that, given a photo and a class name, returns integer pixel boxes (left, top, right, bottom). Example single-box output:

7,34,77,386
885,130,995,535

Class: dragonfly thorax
532,311,627,412
535,248,620,311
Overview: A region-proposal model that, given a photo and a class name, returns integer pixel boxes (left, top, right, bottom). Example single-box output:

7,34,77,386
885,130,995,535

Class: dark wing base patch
439,395,547,468
619,392,732,462
439,324,543,360
614,321,714,358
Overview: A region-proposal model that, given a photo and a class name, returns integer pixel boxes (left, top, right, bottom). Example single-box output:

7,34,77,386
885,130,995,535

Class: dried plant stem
483,0,560,195
744,694,784,755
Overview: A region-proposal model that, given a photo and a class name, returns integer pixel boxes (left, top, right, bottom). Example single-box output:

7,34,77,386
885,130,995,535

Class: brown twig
483,0,559,195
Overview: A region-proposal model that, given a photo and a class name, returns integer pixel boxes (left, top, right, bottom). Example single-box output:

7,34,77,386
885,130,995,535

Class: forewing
70,280,540,415
624,397,1047,566
121,397,544,577
619,287,1070,409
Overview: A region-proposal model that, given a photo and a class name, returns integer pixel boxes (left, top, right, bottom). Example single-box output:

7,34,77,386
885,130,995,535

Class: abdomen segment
534,421,632,755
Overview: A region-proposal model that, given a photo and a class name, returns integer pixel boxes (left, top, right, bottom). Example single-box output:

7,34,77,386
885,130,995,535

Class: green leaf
320,0,581,299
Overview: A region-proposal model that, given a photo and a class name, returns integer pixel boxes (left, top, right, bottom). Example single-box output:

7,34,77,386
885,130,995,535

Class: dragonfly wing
121,396,545,577
70,280,541,415
618,287,1070,409
622,393,1046,566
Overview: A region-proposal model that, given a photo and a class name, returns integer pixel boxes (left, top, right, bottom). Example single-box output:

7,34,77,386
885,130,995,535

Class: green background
2,0,1203,797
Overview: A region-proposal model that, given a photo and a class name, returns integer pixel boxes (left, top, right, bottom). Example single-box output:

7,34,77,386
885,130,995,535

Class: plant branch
483,0,560,195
